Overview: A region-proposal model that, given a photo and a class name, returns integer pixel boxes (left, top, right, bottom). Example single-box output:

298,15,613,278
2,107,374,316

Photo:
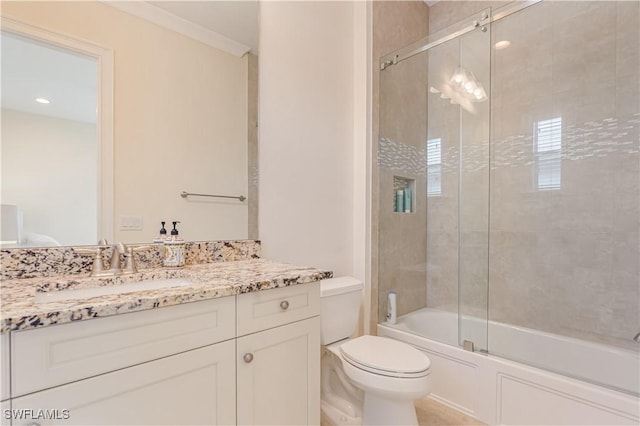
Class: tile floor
321,397,485,426
416,397,486,426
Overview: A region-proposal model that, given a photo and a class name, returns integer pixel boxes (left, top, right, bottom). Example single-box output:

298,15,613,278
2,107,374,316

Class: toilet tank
320,277,363,345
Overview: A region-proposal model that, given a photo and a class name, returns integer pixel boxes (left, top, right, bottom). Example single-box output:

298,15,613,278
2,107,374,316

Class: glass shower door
422,10,492,352
378,9,492,352
456,11,492,353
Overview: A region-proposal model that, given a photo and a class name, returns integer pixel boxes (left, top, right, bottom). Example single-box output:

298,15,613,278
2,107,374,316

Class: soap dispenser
163,221,185,267
153,221,168,243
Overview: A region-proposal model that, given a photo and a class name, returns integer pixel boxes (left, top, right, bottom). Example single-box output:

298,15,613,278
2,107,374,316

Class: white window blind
427,138,442,196
535,117,562,190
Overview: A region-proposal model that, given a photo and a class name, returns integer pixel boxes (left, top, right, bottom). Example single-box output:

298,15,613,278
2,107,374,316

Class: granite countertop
0,259,332,333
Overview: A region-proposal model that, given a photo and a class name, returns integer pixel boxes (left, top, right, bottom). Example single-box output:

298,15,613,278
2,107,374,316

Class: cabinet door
1,400,10,426
1,333,8,402
11,341,235,425
237,316,320,425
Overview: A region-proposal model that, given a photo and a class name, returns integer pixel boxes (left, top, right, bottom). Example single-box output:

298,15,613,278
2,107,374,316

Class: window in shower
534,117,562,190
427,137,442,196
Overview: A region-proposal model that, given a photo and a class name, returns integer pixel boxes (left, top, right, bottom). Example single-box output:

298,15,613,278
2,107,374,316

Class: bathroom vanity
0,252,329,425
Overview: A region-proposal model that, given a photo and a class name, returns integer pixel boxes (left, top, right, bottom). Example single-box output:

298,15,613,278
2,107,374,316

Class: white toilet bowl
341,335,431,425
319,278,432,426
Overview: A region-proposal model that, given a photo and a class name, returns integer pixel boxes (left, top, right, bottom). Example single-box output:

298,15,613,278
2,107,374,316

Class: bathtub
378,308,640,425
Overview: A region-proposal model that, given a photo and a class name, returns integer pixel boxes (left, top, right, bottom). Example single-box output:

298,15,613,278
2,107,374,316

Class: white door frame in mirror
1,16,114,243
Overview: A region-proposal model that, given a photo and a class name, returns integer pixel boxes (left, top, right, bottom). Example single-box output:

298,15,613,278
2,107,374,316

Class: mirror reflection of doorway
1,31,99,247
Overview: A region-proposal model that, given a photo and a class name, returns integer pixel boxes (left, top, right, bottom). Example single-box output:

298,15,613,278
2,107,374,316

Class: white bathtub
379,308,640,425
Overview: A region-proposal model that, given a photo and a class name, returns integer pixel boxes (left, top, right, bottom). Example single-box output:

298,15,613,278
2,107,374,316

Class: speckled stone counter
0,240,262,279
1,259,332,333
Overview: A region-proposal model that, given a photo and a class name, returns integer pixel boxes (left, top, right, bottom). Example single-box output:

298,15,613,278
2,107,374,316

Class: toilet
320,277,432,425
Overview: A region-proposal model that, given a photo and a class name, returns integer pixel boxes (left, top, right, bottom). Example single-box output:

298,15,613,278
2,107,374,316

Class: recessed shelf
393,176,415,213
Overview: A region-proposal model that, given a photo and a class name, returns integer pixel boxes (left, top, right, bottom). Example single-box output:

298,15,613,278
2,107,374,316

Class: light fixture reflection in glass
494,40,511,50
429,86,440,94
447,67,487,102
35,98,50,104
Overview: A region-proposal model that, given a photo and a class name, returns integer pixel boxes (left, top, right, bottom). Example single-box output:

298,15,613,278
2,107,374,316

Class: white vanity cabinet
1,333,9,402
236,282,321,425
5,281,321,426
11,341,236,426
9,296,237,426
1,333,9,426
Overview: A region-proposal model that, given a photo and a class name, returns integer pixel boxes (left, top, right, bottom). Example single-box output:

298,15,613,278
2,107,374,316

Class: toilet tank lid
320,276,363,297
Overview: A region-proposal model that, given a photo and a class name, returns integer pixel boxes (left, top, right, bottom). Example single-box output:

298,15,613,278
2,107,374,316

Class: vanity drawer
237,281,320,336
11,296,235,397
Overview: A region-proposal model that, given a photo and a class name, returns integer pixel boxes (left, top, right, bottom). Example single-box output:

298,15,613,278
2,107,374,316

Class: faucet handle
115,242,127,254
74,246,108,277
122,245,151,275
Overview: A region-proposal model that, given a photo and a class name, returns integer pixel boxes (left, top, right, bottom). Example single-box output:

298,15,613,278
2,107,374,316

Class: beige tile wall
488,1,639,349
248,53,259,240
372,1,430,332
374,0,638,350
423,0,640,349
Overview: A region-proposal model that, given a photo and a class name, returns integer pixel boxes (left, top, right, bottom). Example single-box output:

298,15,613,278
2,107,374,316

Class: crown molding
102,1,251,57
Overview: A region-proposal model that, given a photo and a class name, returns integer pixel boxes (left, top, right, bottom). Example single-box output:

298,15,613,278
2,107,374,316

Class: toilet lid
340,335,430,378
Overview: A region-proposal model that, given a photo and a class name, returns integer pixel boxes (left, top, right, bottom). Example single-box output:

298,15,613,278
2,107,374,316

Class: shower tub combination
379,309,639,425
376,0,640,424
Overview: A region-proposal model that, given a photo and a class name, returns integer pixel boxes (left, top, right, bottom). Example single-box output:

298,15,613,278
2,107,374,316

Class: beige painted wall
1,109,97,246
259,1,358,277
1,1,248,244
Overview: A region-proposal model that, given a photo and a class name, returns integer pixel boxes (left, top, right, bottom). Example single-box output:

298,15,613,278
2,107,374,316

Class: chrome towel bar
180,191,246,202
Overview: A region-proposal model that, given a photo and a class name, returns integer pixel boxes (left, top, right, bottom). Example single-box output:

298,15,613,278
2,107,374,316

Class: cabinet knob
280,300,290,310
243,353,254,363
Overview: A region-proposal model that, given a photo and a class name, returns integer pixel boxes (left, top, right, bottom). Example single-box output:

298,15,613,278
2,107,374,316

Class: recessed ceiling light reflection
494,40,511,50
429,86,440,94
35,98,50,104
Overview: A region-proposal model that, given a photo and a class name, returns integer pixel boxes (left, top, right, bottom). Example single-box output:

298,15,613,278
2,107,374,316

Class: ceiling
148,1,259,55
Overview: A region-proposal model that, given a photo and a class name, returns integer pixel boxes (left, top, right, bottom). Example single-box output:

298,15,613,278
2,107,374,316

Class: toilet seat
340,335,430,378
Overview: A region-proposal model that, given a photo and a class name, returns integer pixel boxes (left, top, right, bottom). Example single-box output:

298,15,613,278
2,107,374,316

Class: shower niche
393,176,415,213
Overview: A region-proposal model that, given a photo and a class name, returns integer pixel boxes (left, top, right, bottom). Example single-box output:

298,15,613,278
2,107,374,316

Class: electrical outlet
119,215,143,231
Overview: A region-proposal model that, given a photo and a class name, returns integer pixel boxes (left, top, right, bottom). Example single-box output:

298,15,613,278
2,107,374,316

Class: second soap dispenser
163,221,185,268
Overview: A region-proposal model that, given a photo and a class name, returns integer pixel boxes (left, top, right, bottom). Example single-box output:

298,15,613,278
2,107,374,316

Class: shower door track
380,0,541,70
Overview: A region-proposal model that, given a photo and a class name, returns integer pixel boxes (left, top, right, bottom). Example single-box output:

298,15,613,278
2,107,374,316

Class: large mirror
0,1,259,248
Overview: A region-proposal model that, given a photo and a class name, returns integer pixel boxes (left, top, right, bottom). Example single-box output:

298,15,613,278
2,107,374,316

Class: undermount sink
35,278,196,303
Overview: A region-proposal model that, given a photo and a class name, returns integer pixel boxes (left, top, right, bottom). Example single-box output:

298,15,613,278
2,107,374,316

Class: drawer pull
243,353,254,363
280,300,290,310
